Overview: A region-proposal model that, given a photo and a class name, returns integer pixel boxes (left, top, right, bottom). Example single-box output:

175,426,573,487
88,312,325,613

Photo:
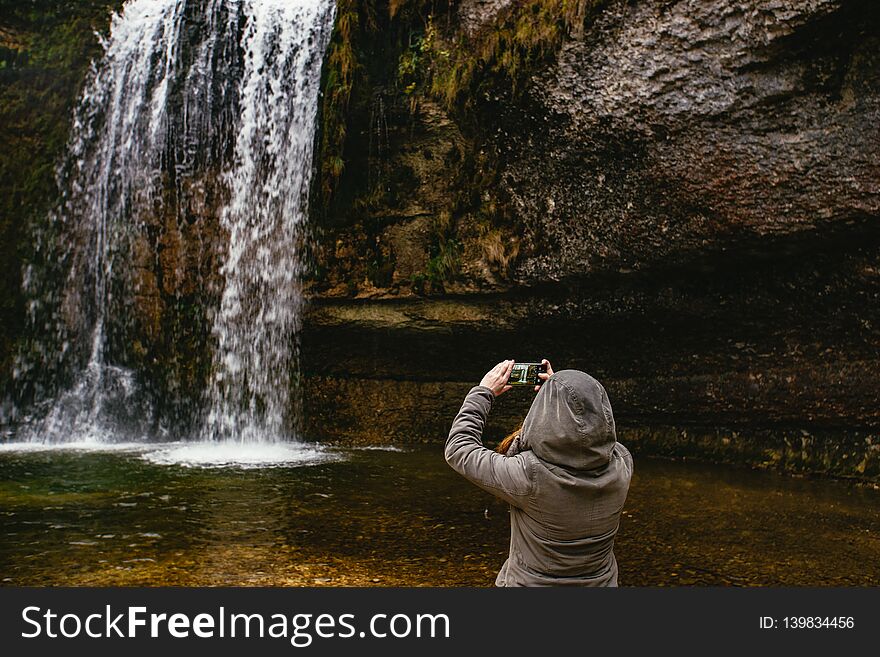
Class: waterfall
203,0,334,443
14,0,336,445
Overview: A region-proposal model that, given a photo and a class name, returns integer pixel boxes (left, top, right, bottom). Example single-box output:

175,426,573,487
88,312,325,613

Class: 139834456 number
783,616,854,629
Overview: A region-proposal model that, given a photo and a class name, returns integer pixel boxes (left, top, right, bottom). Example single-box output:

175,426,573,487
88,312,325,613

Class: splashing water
13,0,336,447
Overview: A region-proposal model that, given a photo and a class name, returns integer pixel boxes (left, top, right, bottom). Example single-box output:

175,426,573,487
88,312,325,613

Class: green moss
318,0,379,208
403,0,607,113
425,238,461,285
412,210,461,293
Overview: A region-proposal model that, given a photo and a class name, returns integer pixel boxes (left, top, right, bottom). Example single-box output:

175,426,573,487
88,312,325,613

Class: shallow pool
1,442,878,586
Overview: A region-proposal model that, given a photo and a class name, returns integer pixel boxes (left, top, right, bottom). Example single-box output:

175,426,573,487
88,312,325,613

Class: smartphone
506,362,546,386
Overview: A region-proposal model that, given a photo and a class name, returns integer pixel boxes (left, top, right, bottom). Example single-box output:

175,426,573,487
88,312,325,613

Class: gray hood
520,370,617,471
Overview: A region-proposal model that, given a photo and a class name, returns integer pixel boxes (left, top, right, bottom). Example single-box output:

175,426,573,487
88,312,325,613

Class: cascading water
203,0,334,443
13,0,336,449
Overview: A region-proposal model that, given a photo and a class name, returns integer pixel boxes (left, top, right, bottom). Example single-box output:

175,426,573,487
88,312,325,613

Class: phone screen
507,362,542,386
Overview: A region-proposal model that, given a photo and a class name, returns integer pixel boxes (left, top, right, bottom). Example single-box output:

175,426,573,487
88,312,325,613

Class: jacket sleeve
444,385,535,508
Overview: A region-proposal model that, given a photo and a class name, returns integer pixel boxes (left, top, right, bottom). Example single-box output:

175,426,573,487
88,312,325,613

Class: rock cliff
305,0,880,479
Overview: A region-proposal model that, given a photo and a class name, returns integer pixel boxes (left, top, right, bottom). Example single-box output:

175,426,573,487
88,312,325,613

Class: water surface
1,445,878,586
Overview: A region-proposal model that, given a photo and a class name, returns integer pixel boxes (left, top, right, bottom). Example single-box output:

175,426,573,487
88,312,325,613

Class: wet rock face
497,0,880,281
304,0,880,479
456,0,515,36
313,0,880,294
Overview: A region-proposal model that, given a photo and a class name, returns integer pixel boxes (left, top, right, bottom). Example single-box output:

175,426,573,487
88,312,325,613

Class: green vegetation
424,237,461,286
398,0,606,112
318,0,368,205
413,210,461,293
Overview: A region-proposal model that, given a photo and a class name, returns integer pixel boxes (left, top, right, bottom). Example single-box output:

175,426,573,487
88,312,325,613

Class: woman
445,359,633,586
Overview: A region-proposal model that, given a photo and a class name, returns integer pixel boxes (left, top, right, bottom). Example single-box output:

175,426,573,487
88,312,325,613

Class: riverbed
1,443,878,586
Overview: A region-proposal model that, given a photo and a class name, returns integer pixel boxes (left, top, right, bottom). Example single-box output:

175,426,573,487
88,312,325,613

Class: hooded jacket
445,370,633,586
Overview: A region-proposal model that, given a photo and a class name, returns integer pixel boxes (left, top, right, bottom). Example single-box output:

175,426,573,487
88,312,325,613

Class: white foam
350,445,407,452
140,442,342,469
0,441,150,454
0,440,344,469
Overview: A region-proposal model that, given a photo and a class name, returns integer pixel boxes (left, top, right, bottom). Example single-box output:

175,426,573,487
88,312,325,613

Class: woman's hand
535,359,554,392
479,360,515,397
